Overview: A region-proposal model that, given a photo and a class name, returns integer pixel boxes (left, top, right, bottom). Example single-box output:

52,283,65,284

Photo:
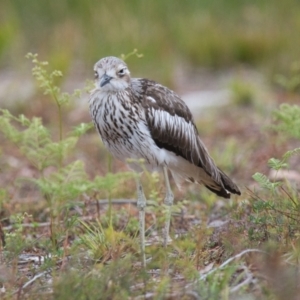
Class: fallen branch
199,248,265,280
21,271,48,290
230,264,257,293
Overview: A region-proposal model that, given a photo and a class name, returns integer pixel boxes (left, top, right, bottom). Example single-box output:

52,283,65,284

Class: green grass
1,0,300,84
0,53,300,298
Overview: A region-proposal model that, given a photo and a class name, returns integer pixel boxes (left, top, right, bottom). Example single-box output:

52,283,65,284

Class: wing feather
130,78,241,197
132,79,219,178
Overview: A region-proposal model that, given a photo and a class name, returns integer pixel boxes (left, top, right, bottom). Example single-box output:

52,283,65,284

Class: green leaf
252,172,282,191
267,158,287,170
283,147,300,162
72,122,94,137
272,104,300,139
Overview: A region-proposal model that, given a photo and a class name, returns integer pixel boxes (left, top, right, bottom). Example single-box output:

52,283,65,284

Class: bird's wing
131,78,222,183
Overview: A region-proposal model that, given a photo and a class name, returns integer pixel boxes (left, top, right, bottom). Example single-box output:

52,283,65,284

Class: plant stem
108,154,112,228
50,87,63,167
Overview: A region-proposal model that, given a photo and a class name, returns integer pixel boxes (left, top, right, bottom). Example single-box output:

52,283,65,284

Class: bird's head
93,56,131,92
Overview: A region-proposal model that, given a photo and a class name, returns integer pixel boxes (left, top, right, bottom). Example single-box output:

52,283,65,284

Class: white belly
90,90,164,171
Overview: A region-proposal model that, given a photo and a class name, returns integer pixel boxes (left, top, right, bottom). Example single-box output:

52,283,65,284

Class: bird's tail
202,167,241,199
219,168,241,195
170,159,241,199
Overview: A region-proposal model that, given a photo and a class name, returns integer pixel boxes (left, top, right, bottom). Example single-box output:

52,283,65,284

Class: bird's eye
118,68,126,76
94,71,99,79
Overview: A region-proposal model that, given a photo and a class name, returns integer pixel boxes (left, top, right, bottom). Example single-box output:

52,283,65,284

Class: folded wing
131,78,241,198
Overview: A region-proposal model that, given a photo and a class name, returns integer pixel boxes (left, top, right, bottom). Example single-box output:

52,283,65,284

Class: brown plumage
130,78,240,198
89,56,240,265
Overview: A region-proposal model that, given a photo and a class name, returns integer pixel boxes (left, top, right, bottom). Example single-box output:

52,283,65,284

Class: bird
89,56,241,267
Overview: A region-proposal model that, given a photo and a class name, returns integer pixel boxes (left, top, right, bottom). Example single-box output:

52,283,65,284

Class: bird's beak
100,74,112,87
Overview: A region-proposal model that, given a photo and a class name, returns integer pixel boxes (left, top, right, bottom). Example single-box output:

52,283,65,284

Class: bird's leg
135,175,147,267
163,167,174,247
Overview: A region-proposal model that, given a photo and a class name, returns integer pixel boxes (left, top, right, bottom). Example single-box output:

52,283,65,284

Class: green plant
249,103,300,246
230,79,256,106
275,61,300,93
2,50,300,298
4,213,34,260
77,219,136,261
272,103,300,139
0,54,132,253
52,256,144,300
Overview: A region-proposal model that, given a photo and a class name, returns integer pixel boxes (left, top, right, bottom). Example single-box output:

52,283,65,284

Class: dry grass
0,55,300,299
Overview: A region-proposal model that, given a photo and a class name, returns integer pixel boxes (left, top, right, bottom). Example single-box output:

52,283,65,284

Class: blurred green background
1,0,300,86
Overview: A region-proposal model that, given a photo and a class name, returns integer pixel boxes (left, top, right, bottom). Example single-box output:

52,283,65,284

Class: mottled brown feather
131,78,241,197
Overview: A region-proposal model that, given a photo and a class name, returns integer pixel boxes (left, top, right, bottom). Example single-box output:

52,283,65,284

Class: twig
95,199,136,205
135,292,155,299
280,186,298,207
230,265,256,293
3,199,137,230
4,222,52,230
184,291,201,300
0,222,5,247
11,270,49,296
21,271,48,289
199,248,265,280
82,194,136,205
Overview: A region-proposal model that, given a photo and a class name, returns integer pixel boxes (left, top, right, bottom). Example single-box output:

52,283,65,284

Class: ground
0,60,300,299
